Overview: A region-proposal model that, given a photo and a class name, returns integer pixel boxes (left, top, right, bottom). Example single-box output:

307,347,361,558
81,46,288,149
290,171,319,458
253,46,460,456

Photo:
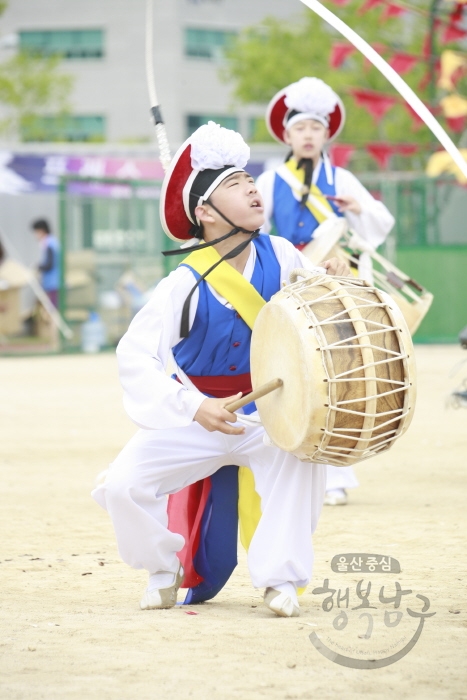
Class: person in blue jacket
32,218,60,308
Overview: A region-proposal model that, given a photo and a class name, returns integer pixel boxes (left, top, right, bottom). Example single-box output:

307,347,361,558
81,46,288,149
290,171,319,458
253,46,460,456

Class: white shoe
140,563,184,610
263,587,300,618
324,488,348,506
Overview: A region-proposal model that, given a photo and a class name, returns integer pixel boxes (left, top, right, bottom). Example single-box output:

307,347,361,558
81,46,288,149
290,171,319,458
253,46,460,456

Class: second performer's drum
250,269,416,467
302,223,433,336
301,217,347,264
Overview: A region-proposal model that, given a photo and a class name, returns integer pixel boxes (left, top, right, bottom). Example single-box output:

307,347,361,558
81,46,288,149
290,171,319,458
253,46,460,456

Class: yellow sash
181,245,266,329
281,159,334,224
180,245,265,555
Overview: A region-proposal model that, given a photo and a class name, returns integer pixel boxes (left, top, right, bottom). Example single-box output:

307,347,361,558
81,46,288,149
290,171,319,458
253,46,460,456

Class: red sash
187,373,252,399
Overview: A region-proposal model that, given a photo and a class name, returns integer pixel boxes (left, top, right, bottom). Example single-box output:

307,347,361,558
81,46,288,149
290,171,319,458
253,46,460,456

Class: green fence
361,175,467,343
394,246,467,343
59,174,466,349
58,176,170,350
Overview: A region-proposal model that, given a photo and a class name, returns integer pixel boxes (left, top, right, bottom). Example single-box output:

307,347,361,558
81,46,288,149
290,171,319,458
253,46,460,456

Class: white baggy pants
326,464,359,491
92,422,326,590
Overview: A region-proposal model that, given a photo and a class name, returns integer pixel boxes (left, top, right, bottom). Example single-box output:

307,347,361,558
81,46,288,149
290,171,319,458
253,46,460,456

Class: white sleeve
269,236,326,283
335,167,395,249
255,170,275,234
115,267,206,430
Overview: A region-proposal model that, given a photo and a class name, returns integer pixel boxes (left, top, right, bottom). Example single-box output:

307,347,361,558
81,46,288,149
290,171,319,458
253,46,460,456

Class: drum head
302,217,348,265
250,298,328,453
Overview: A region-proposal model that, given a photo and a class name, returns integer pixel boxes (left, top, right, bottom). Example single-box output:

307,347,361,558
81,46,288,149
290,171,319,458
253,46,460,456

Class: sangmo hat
266,77,345,145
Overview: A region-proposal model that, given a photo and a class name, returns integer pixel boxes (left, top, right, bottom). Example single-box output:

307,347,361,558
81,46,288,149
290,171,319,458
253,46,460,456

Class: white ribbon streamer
299,0,467,178
145,0,172,172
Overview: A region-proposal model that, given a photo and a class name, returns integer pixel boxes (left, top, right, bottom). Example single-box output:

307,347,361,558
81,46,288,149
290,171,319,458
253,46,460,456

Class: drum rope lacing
284,274,412,464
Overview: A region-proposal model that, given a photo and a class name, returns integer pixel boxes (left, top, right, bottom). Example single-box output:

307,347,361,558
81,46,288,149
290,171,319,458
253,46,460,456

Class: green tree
0,3,74,141
221,1,463,171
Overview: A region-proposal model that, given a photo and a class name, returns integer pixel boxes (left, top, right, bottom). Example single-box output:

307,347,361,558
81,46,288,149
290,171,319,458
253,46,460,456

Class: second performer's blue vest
273,162,343,247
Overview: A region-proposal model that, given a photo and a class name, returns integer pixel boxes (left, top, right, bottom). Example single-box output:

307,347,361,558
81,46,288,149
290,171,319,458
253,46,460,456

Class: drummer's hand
194,393,245,435
322,257,351,277
332,194,361,215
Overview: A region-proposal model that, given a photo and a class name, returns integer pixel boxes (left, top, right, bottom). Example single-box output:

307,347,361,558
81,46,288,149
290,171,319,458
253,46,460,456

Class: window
19,30,104,59
22,115,106,143
186,115,239,138
184,28,236,59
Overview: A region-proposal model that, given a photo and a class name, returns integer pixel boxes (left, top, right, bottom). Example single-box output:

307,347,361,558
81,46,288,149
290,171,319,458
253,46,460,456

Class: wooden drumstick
225,378,283,413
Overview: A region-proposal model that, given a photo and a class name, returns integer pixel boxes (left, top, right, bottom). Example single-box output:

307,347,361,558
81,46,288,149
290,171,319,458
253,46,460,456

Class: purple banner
0,151,264,197
0,152,165,195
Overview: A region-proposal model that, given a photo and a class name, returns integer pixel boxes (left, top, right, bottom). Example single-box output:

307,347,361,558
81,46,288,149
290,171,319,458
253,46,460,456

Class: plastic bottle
80,311,106,353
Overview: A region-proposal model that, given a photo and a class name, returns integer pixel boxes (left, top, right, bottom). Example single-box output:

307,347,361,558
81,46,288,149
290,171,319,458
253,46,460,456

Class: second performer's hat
266,77,345,144
160,121,250,241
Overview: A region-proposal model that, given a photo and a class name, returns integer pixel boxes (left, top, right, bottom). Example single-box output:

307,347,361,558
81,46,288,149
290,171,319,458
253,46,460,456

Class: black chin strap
162,195,256,258
162,196,260,338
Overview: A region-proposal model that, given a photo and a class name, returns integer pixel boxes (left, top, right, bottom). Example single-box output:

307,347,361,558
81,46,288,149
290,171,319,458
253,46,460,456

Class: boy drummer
256,77,395,506
92,122,348,618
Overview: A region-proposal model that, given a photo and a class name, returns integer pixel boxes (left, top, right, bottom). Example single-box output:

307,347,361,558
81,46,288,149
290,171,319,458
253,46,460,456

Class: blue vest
173,236,281,413
40,236,60,292
273,162,343,246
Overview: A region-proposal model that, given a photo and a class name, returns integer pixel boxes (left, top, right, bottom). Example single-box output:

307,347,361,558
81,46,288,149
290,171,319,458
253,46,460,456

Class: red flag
450,64,467,87
422,34,431,58
404,103,424,130
450,3,465,25
330,43,356,68
358,0,385,14
395,144,419,156
363,43,387,72
403,103,442,134
329,144,356,167
371,42,388,55
446,115,467,132
418,58,440,90
366,143,395,169
388,52,419,75
442,24,467,43
382,3,407,19
350,89,397,119
418,70,431,90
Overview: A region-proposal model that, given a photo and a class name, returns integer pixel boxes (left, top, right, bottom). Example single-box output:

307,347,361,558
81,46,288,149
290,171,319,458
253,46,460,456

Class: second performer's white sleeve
269,236,327,281
335,167,395,249
116,268,206,431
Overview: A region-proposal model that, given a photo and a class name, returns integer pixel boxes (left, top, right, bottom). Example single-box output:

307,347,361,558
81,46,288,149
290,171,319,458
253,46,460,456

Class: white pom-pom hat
266,77,345,144
160,121,250,241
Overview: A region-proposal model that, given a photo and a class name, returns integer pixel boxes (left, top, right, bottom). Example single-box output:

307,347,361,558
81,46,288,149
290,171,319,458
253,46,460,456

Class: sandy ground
0,345,466,700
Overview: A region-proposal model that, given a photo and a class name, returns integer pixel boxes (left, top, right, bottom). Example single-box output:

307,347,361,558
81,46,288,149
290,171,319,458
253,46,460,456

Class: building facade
0,0,301,149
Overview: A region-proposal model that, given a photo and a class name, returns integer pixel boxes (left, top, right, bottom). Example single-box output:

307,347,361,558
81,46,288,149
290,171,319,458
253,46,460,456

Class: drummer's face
284,120,329,161
208,171,265,231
